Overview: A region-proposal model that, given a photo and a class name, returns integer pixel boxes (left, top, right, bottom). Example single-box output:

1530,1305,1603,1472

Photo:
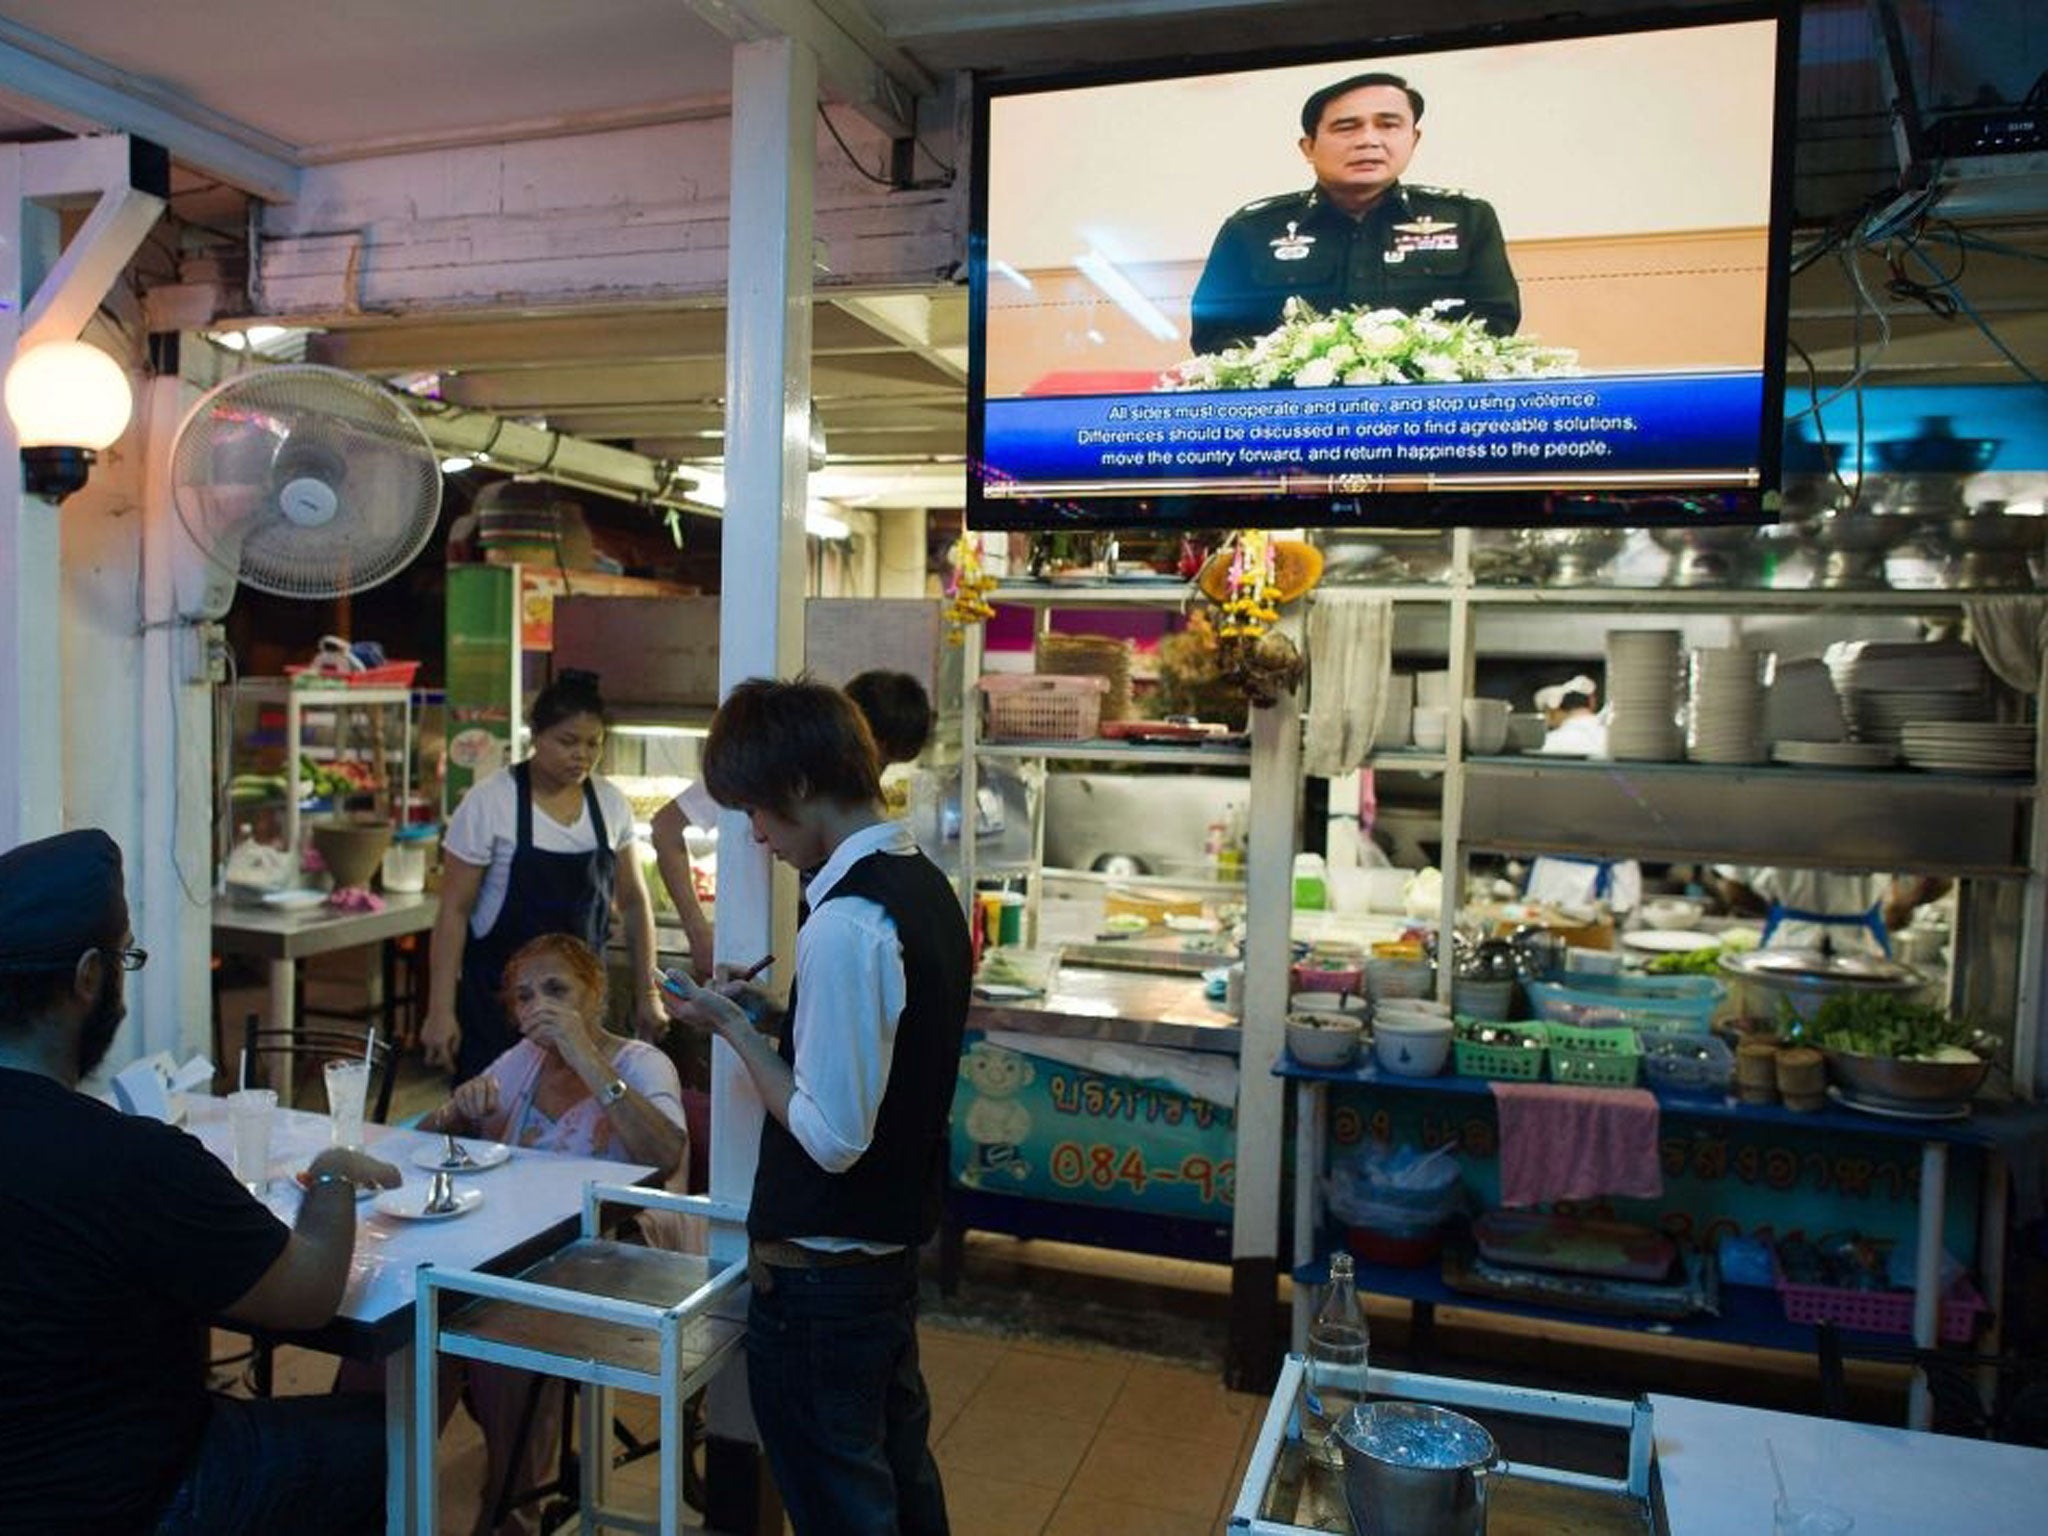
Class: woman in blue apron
423,670,666,1084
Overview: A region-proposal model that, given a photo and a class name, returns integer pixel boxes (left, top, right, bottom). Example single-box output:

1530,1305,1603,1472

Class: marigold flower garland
944,532,999,643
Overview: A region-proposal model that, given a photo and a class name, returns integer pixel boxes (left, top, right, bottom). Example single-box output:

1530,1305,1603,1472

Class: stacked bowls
1606,629,1684,761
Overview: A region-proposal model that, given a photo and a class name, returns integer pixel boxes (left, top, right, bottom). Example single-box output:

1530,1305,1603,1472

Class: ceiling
2,0,2042,513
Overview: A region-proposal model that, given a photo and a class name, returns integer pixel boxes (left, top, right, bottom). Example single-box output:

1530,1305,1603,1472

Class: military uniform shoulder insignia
1234,190,1313,220
1406,184,1476,202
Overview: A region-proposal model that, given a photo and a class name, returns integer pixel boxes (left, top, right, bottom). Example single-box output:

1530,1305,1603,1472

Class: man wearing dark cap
1189,72,1521,354
0,828,401,1535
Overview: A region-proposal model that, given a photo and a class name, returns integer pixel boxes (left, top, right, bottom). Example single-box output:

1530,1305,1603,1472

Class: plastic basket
285,660,421,689
1641,1033,1735,1097
1545,1022,1642,1088
977,673,1108,742
1776,1270,1985,1344
1526,974,1723,1035
1453,1022,1548,1081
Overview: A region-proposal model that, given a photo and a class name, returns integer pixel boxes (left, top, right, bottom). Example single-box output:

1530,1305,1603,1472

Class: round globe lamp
4,339,135,503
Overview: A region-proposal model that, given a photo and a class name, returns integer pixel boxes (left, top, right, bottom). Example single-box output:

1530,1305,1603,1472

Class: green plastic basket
1453,1022,1548,1081
1545,1022,1642,1088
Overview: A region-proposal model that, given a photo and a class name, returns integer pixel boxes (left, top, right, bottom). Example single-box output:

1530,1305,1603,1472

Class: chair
1815,1321,2048,1446
416,1184,748,1536
234,1014,399,1394
238,1013,400,1124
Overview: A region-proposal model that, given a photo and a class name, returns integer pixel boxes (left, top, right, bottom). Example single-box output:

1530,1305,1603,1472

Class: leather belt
749,1238,902,1270
746,1239,905,1293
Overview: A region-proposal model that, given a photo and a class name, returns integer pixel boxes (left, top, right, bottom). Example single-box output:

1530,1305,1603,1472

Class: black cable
816,103,897,188
909,132,956,181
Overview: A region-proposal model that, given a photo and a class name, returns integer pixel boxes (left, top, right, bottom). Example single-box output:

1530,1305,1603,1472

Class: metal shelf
976,740,1252,768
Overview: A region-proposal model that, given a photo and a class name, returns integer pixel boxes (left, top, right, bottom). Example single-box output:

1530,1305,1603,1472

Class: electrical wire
1900,238,2048,393
816,103,896,187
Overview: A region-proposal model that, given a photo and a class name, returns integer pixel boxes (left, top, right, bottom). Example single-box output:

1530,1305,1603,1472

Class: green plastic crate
1453,1022,1548,1081
1545,1022,1642,1088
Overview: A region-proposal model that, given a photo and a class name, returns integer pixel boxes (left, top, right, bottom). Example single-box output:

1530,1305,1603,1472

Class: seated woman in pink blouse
420,933,688,1535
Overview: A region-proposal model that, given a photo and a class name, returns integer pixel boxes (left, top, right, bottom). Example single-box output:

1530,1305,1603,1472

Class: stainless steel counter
969,964,1241,1056
213,892,438,1038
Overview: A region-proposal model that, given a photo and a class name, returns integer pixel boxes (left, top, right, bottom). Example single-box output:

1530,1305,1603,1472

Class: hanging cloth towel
1489,1083,1664,1207
1303,591,1394,777
1965,596,2048,697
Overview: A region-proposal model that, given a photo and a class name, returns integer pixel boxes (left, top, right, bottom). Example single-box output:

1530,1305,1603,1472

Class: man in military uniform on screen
1188,72,1521,355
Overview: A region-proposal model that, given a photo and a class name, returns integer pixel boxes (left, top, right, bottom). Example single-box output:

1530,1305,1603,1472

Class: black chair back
239,1013,399,1125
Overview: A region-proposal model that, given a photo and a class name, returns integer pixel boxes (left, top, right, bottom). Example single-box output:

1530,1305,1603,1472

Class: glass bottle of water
1301,1252,1370,1468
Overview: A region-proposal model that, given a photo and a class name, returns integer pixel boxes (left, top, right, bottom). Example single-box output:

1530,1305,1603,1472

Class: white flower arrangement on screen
1163,297,1582,391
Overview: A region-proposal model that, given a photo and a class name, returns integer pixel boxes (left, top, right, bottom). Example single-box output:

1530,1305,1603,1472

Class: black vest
747,845,972,1246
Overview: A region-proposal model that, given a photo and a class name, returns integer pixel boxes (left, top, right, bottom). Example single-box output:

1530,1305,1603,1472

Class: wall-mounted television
967,2,1798,532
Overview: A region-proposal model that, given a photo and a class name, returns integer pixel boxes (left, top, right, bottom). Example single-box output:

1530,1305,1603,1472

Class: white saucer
1826,1085,1970,1122
262,889,328,911
374,1185,485,1221
1623,929,1722,953
410,1140,513,1172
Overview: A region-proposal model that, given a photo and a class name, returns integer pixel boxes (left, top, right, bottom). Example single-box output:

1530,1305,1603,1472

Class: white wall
988,19,1780,269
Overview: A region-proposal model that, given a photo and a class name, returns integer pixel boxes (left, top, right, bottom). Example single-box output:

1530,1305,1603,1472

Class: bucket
1338,1401,1501,1536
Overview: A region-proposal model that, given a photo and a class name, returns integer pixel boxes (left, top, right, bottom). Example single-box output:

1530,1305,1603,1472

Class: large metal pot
1719,948,1930,1027
1338,1401,1501,1536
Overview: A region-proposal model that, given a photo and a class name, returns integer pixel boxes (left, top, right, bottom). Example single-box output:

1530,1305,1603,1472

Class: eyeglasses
104,946,148,972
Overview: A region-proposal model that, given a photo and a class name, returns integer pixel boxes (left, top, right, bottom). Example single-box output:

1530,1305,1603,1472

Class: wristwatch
598,1076,630,1107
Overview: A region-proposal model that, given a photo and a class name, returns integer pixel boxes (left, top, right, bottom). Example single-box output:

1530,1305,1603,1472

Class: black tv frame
964,1,1800,534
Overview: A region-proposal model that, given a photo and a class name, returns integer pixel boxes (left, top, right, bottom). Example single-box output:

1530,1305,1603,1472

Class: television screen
967,2,1796,532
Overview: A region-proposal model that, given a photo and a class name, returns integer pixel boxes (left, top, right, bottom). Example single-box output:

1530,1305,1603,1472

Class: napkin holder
111,1052,215,1121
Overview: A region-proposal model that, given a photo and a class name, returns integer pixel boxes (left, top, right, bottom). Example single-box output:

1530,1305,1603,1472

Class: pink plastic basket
977,674,1108,742
1777,1272,1985,1343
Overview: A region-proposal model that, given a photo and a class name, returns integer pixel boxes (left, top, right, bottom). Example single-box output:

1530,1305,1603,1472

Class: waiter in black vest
659,677,969,1536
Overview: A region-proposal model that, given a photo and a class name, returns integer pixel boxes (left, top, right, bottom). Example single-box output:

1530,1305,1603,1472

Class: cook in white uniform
1709,866,1949,956
1523,673,1640,913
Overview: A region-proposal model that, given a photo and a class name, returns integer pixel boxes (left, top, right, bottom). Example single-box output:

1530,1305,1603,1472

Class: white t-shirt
444,767,640,937
1542,711,1609,757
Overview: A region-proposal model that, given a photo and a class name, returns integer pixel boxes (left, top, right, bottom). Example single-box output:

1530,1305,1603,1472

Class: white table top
1652,1392,2048,1535
210,892,439,961
182,1098,654,1355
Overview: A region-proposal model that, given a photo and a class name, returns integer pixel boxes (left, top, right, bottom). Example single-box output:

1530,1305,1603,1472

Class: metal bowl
1823,1048,1988,1106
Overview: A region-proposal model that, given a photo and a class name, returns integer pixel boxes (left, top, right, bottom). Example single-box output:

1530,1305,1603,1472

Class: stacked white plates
1606,629,1684,761
1762,658,1849,745
1771,740,1898,769
1846,687,1995,746
1687,647,1769,764
1899,721,2035,775
1826,640,1986,694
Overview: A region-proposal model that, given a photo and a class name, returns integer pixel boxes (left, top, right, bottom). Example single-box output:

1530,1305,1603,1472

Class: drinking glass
226,1088,277,1194
323,1058,371,1149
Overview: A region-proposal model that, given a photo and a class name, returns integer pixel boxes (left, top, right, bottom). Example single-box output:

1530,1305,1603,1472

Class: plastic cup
323,1058,371,1149
1774,1500,1853,1536
226,1088,277,1194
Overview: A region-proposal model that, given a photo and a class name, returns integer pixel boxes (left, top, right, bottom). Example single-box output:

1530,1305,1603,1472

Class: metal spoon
425,1170,459,1214
441,1132,478,1169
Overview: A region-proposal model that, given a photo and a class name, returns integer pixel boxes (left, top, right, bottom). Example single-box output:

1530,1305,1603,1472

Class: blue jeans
151,1392,386,1536
746,1251,949,1536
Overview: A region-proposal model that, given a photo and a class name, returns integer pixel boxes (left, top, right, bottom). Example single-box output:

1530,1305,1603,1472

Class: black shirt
0,1070,290,1534
1189,183,1521,354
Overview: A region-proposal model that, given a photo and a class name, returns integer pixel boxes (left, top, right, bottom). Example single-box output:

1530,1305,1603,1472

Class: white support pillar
705,35,815,1508
0,135,163,852
708,26,816,1237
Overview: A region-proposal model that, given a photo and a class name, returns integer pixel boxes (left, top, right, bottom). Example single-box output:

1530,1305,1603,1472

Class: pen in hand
736,954,775,983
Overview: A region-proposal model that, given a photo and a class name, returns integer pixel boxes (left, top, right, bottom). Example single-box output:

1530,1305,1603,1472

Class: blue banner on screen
983,372,1763,496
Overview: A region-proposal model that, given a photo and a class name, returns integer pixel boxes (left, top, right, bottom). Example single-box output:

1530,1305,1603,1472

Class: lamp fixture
4,339,135,504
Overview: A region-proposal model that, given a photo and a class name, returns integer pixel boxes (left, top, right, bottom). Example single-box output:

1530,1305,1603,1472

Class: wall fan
169,364,443,618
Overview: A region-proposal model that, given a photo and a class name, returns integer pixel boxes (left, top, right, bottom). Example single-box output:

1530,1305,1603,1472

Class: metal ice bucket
1337,1400,1501,1536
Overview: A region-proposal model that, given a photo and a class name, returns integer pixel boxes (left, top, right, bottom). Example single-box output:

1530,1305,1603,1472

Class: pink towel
1490,1083,1663,1208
